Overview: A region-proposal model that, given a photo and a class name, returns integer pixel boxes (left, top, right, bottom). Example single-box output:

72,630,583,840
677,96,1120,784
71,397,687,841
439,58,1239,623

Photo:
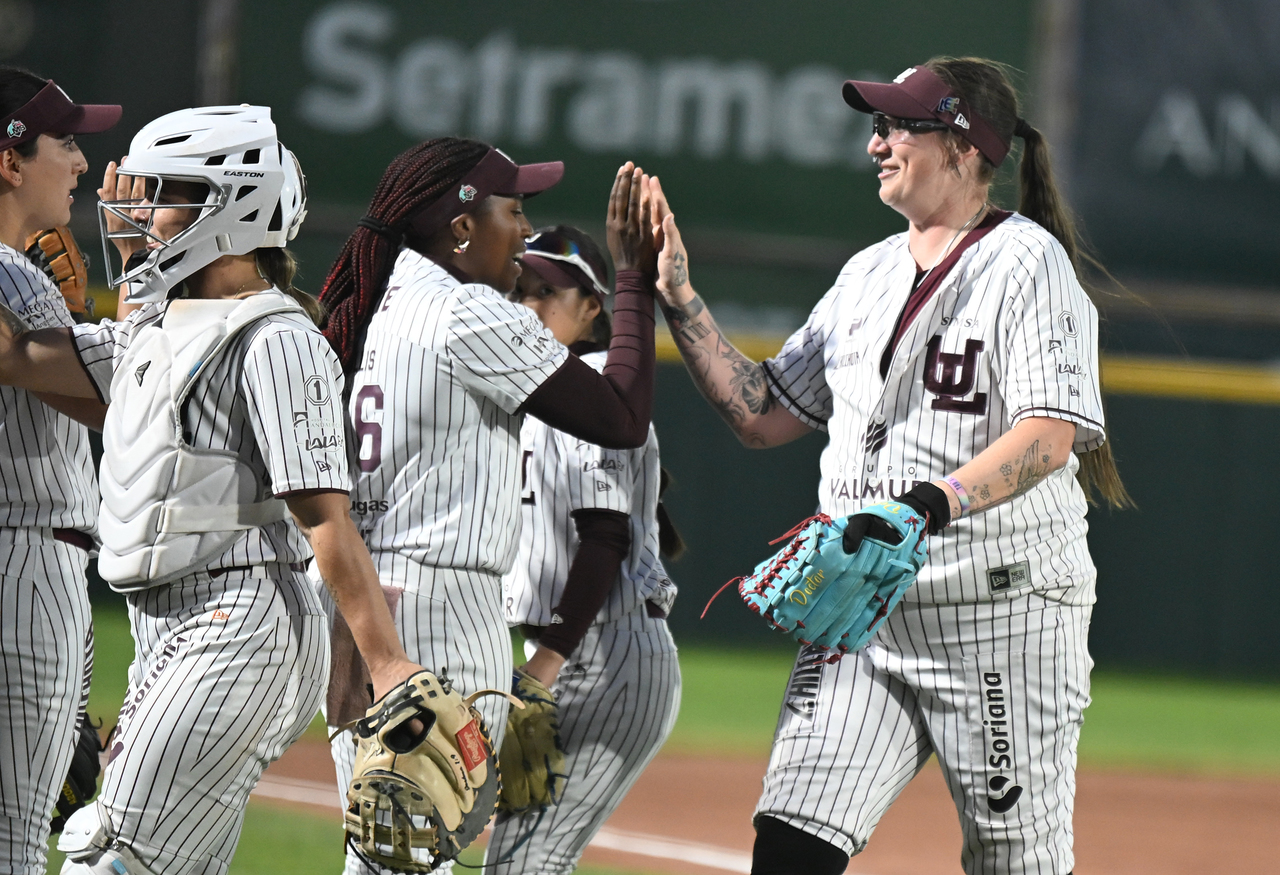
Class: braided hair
320,137,490,372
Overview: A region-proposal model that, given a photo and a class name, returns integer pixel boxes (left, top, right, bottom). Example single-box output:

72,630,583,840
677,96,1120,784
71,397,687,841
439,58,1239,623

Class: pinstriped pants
323,556,514,875
757,593,1092,875
93,567,327,875
0,529,91,875
485,607,681,875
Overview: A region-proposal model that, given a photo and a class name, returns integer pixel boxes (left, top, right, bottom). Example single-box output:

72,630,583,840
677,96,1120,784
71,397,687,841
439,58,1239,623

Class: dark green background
9,1,1280,678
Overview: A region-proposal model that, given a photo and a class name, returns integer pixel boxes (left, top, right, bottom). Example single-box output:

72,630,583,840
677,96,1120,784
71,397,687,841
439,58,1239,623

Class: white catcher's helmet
98,105,308,303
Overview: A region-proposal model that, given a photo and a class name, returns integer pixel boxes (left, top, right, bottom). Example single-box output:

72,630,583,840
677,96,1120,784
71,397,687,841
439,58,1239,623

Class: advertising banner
1070,0,1280,287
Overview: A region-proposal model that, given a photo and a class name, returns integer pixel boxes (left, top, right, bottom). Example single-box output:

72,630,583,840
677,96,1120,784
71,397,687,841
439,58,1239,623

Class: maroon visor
0,81,122,151
407,147,564,240
843,66,1012,166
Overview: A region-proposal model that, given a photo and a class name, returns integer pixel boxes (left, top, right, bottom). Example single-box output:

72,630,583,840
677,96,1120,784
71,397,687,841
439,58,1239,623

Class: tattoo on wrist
661,293,705,325
662,294,711,346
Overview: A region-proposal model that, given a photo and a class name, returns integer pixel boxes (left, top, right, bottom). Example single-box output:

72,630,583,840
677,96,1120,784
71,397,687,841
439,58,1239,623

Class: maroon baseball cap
0,80,122,151
407,147,564,239
843,65,1012,166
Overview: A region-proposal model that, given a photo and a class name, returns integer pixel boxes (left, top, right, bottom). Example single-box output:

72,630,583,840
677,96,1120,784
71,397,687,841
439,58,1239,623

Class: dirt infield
268,741,1280,873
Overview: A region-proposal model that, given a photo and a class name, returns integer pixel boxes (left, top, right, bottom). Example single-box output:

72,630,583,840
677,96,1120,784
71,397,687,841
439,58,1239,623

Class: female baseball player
317,140,662,874
653,57,1128,875
487,225,682,874
0,67,118,875
0,105,423,875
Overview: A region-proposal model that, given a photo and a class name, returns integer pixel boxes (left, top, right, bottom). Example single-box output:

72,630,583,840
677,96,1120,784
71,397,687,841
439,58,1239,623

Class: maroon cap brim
497,161,564,197
62,103,123,135
842,67,1013,166
842,80,935,120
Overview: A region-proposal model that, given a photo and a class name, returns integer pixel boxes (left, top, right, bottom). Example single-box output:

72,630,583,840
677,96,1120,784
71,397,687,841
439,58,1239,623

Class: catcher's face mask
98,175,218,297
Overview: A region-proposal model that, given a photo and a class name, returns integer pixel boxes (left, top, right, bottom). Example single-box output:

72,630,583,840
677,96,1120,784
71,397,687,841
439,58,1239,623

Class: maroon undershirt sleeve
535,509,632,657
520,270,655,450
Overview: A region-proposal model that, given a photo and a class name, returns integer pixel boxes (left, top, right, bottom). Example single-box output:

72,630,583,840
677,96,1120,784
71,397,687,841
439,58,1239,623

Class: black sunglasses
872,112,951,140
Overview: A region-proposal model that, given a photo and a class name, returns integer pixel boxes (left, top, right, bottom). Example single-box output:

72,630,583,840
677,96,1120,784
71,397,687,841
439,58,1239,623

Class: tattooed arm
935,417,1077,518
649,182,812,448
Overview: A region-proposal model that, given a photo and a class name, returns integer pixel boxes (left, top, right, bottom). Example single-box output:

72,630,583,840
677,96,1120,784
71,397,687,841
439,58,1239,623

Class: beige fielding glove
498,667,569,815
344,670,519,872
24,226,92,320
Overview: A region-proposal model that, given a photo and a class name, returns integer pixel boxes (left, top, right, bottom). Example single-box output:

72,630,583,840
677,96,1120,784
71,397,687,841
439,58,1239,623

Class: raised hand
606,162,656,277
98,159,147,265
648,176,692,306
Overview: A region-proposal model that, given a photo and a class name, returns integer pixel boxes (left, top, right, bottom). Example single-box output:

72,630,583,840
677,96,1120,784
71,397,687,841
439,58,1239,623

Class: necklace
916,202,988,287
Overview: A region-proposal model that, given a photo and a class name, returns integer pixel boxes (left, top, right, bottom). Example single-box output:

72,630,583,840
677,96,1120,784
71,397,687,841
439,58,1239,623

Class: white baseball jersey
71,290,351,576
345,248,568,577
504,350,677,626
0,241,97,532
762,213,1105,606
0,242,95,875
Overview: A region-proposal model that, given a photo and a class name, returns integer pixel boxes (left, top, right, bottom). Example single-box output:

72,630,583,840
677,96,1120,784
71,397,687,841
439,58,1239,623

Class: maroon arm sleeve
520,270,654,450
535,509,632,657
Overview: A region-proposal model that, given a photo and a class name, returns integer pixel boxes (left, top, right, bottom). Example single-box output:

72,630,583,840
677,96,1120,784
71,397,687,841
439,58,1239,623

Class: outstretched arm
648,182,812,449
287,490,423,700
0,302,98,397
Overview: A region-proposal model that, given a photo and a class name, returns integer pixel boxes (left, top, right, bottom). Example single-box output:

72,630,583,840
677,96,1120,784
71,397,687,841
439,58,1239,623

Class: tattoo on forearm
0,303,28,338
1013,440,1051,496
969,439,1056,514
666,294,774,440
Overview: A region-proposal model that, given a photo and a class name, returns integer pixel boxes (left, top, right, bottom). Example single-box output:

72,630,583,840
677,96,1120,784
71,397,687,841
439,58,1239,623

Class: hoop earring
453,238,470,254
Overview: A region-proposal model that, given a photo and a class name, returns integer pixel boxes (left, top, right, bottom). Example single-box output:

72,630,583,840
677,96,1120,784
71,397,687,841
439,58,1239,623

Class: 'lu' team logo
6,119,25,139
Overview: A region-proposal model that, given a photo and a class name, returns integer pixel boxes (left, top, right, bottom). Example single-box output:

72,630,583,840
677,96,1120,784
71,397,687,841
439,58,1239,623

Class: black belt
53,528,94,553
209,562,307,578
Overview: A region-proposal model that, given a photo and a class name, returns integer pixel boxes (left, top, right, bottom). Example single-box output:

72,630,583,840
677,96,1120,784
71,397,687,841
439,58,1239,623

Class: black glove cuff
900,482,951,535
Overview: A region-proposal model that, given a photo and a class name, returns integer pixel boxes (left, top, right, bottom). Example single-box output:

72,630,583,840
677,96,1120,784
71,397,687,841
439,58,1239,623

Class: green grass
56,603,1280,874
1080,671,1280,775
87,602,1280,775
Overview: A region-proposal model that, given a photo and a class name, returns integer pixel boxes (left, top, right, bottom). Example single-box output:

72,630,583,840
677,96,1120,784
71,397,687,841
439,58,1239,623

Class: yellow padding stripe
1100,354,1280,405
86,299,1280,406
658,332,1280,406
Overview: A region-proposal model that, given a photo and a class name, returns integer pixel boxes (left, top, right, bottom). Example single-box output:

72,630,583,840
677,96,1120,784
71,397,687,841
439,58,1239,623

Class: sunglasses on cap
524,231,610,297
871,112,952,141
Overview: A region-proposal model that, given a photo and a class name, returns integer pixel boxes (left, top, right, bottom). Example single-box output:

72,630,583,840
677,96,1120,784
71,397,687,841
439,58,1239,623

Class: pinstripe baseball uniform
755,213,1103,874
324,248,569,875
67,291,342,875
0,242,95,875
486,349,680,874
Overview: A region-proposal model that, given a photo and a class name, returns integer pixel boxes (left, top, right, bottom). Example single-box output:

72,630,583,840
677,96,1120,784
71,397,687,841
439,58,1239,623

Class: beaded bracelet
944,476,971,518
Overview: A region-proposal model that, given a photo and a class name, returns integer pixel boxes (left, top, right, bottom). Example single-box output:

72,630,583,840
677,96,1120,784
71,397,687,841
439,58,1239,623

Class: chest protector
97,293,306,589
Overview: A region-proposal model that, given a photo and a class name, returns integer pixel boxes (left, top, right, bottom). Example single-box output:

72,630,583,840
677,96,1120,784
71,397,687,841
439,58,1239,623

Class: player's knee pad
57,805,156,875
750,815,848,875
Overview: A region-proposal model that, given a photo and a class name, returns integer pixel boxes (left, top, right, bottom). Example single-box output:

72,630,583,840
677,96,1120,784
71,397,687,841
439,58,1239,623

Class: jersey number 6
354,384,384,472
